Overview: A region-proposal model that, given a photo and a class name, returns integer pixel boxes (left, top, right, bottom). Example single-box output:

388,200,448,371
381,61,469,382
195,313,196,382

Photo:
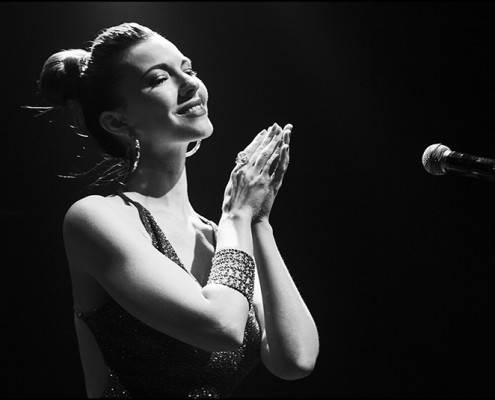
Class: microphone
422,143,495,181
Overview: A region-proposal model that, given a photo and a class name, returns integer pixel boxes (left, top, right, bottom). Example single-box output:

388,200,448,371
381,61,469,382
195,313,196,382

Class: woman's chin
198,120,214,138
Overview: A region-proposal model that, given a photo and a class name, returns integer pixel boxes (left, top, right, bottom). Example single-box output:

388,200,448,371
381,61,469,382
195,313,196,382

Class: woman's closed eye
185,69,198,77
151,69,197,87
151,73,170,87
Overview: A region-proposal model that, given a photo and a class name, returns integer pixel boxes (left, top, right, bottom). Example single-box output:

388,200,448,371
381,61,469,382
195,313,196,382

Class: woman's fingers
232,124,276,174
242,128,268,158
250,123,279,155
252,124,282,170
241,122,291,162
254,123,293,173
271,143,290,185
232,122,291,178
241,122,278,163
282,124,292,146
264,124,291,195
264,143,283,176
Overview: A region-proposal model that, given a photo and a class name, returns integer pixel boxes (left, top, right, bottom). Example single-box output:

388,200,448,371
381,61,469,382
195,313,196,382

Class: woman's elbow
206,319,246,352
201,286,249,351
278,356,318,380
266,346,319,380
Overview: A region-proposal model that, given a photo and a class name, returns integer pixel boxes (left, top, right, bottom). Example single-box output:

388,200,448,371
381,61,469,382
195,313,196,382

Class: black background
1,1,495,398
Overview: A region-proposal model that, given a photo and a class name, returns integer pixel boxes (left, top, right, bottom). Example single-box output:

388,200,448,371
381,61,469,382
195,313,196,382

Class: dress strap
116,192,185,269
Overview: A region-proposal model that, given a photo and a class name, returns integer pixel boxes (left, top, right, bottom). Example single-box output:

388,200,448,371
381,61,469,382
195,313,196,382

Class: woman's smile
176,98,207,118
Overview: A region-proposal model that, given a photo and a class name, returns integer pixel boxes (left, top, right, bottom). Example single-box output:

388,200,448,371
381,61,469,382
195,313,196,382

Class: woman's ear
99,110,128,137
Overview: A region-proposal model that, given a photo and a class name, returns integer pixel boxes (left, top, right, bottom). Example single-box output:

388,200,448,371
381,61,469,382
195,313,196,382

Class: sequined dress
75,193,261,398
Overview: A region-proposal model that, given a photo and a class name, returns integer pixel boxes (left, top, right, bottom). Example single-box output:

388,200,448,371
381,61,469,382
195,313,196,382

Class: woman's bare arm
241,123,320,379
253,222,319,380
64,195,252,352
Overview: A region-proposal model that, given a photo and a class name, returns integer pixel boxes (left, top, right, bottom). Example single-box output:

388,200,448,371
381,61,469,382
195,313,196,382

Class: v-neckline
116,192,217,287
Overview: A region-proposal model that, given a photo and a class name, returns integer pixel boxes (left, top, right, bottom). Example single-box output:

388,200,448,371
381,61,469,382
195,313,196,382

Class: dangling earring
186,140,201,157
130,138,140,173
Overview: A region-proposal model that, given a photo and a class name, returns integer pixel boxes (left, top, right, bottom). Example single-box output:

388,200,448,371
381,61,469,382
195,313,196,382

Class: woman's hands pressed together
222,123,319,379
222,123,292,223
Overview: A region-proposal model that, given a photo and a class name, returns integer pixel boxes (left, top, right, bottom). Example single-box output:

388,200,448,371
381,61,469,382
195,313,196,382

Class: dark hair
36,22,158,186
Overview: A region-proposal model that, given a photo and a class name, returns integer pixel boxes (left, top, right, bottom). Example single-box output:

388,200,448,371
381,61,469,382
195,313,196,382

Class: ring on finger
235,151,249,166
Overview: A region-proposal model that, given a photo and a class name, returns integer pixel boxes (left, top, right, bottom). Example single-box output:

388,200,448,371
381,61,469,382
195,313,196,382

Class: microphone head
422,143,451,175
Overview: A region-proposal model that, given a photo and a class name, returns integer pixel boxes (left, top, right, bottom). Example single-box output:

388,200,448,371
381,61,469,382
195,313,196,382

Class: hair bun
38,48,89,106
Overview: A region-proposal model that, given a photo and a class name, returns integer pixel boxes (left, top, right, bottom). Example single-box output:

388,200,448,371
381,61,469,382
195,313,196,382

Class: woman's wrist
220,210,252,224
252,216,272,230
217,212,253,254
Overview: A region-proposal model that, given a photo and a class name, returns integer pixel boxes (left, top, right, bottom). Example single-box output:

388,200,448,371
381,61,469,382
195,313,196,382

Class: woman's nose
178,75,200,99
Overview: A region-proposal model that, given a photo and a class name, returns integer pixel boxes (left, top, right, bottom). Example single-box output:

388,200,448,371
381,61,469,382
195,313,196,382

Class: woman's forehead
122,36,185,72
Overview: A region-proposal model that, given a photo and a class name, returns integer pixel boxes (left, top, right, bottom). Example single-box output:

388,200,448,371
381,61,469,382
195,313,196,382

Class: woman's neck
122,157,195,221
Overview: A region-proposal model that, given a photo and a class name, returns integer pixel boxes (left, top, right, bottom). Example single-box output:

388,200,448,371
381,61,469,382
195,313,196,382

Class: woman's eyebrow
141,58,193,79
182,57,193,68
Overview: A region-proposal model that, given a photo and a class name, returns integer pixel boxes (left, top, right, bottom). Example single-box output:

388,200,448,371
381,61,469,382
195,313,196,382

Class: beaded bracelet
207,248,255,305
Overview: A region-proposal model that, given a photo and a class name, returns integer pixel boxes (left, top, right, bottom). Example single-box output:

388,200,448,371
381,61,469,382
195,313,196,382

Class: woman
37,22,319,398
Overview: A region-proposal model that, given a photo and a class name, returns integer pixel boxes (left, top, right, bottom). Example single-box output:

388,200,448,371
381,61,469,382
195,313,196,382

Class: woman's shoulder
67,194,110,209
63,194,146,270
65,194,112,220
63,194,126,233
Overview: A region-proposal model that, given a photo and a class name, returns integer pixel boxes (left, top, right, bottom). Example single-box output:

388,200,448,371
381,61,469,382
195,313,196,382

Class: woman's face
116,35,213,154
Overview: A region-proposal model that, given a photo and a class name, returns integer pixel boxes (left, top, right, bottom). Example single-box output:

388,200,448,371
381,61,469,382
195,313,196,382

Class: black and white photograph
1,2,494,398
